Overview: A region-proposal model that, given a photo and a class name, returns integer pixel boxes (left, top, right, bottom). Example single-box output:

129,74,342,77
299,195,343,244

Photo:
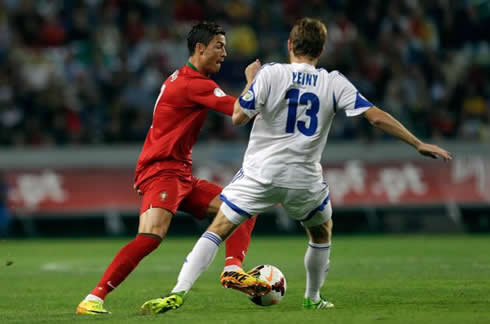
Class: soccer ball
248,265,287,306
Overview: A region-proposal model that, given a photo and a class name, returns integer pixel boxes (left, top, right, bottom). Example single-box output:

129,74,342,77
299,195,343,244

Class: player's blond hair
289,18,327,59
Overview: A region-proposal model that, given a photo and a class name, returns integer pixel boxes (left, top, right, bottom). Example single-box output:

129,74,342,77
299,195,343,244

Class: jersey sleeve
237,66,271,118
332,71,373,117
186,79,235,116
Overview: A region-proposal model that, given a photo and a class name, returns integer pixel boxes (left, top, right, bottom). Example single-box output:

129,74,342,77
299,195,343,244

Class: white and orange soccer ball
248,265,287,306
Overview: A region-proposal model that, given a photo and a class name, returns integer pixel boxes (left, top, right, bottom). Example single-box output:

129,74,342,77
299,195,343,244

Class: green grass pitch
1,235,489,324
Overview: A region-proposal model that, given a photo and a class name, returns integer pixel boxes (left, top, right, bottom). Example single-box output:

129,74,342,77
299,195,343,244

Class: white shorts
219,172,332,228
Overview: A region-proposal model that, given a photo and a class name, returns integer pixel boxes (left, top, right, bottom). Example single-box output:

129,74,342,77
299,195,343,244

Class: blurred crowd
0,0,489,147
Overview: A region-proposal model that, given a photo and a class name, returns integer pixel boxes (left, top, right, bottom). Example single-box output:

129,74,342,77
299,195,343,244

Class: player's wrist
414,140,424,150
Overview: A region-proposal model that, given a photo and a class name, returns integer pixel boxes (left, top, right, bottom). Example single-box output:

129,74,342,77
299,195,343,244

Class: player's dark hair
187,21,225,55
289,17,327,59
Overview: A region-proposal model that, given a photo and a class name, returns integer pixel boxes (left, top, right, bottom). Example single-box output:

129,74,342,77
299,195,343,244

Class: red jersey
134,64,235,188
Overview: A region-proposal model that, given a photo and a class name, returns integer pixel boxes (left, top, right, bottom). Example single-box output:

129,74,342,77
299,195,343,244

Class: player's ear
287,39,292,52
196,42,206,55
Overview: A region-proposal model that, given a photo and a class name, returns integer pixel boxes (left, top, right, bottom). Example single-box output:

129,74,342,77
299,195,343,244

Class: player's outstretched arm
364,106,452,161
232,59,261,126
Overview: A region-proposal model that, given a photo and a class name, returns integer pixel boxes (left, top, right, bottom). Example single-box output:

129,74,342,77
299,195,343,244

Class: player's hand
245,59,261,83
416,143,452,161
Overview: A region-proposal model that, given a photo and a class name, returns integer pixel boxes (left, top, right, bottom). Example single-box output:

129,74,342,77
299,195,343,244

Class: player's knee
207,222,231,241
205,195,222,217
326,218,333,233
138,207,173,239
207,211,238,241
146,224,170,238
307,220,331,244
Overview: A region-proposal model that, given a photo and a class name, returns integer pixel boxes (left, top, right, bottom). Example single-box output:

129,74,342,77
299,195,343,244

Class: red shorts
138,172,222,220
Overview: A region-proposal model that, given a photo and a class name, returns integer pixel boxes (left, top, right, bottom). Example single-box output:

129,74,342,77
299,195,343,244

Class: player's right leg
77,174,191,315
283,183,334,309
303,218,334,309
76,208,171,315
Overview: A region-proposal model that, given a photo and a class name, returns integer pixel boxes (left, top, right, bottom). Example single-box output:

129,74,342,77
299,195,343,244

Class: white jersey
238,62,373,189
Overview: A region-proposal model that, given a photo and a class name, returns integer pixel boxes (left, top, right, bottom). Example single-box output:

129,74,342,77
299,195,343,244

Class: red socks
91,234,161,299
90,216,256,300
225,216,257,268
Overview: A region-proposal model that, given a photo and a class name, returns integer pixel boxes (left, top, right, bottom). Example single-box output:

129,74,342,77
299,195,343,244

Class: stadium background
0,0,489,236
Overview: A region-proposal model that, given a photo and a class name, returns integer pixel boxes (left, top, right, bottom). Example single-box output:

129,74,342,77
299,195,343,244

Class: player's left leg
141,209,241,314
180,178,257,270
171,208,242,294
206,194,257,270
173,186,272,296
141,183,272,314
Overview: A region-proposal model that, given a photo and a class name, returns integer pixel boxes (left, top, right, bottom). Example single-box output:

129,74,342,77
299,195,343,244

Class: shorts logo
241,90,254,102
160,192,167,201
214,88,226,97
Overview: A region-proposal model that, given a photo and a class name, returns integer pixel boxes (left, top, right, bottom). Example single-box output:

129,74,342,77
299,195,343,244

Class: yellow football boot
140,291,186,315
76,300,110,315
220,269,271,296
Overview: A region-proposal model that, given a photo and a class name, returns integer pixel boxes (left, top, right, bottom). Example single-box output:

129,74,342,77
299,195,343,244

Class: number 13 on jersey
285,89,320,136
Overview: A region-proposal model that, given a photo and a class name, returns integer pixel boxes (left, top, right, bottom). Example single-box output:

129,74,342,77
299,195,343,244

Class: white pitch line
40,262,177,273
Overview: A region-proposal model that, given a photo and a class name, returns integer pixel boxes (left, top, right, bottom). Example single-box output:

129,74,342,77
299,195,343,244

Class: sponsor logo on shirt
214,88,226,97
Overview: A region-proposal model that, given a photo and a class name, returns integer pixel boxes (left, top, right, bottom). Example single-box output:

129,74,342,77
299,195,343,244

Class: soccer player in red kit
76,22,270,315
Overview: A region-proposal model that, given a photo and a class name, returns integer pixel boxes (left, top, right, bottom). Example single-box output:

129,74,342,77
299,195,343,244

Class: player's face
201,34,227,75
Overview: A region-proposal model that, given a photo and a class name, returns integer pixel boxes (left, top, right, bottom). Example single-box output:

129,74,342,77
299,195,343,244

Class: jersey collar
186,61,199,72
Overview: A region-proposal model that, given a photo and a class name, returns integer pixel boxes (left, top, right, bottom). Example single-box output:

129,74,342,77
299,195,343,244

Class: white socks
171,233,331,300
172,231,222,293
304,241,331,302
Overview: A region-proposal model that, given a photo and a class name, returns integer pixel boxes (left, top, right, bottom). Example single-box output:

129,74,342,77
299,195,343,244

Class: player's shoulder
328,70,349,81
326,70,355,90
176,65,215,82
260,62,279,69
257,62,298,83
182,70,219,90
257,62,282,75
165,66,210,85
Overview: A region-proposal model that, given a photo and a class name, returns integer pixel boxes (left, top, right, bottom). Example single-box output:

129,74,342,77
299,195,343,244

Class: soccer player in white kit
141,18,452,314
